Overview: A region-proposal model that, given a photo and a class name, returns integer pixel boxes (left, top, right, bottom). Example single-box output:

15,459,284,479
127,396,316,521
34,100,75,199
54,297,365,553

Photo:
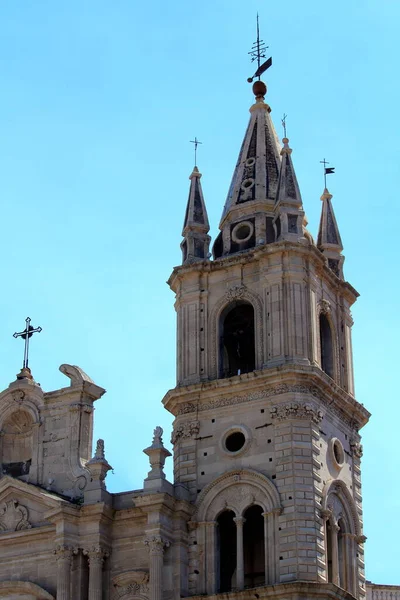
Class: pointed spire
274,136,305,241
317,188,344,278
220,81,281,225
181,166,210,264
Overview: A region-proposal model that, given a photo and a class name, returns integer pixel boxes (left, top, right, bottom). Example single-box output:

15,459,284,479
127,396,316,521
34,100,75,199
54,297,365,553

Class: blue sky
0,0,397,585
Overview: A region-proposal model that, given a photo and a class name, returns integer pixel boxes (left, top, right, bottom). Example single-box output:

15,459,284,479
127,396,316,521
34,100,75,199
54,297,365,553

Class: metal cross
247,14,272,83
320,158,335,189
13,317,42,369
190,137,202,166
282,113,288,138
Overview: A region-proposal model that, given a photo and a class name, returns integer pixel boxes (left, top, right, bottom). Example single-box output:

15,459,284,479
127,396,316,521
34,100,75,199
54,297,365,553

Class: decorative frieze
270,401,323,423
0,499,31,532
171,420,200,445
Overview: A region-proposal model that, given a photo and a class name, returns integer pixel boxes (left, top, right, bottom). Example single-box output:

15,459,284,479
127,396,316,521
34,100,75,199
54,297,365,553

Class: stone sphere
252,80,267,97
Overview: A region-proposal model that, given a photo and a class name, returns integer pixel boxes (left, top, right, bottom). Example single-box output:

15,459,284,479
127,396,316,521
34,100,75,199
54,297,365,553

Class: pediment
0,476,67,533
0,580,54,599
112,570,149,599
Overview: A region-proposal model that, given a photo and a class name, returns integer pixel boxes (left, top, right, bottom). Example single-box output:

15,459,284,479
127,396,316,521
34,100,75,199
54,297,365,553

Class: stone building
0,74,397,600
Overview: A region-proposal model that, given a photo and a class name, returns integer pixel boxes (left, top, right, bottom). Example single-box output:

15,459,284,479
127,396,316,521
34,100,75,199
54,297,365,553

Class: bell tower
163,72,369,599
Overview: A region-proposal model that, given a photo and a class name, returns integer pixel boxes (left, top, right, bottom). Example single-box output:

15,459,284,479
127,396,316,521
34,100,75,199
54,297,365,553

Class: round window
225,431,246,453
232,221,254,244
330,438,345,468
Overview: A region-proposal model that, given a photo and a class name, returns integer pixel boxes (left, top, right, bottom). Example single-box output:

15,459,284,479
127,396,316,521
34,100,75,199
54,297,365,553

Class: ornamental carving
83,546,110,566
225,285,246,302
144,535,170,555
318,299,331,315
0,499,31,532
270,401,323,423
350,438,363,458
171,420,200,445
54,545,77,562
114,582,149,598
113,570,149,599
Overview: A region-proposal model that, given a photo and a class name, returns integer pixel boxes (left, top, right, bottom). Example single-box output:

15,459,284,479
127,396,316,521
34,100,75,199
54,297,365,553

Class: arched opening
326,519,333,583
219,302,255,378
217,510,237,593
320,313,334,378
1,410,34,479
243,505,265,588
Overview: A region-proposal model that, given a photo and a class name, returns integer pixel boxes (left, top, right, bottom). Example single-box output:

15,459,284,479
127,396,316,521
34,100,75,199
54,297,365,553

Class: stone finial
143,426,172,491
181,166,211,265
317,187,345,279
84,439,113,504
94,439,105,460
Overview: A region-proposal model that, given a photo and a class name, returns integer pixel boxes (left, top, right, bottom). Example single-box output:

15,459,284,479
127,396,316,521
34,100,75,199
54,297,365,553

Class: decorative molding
318,298,331,315
113,570,149,599
225,285,247,302
171,420,200,445
144,535,170,555
321,479,361,537
0,499,31,532
270,401,323,423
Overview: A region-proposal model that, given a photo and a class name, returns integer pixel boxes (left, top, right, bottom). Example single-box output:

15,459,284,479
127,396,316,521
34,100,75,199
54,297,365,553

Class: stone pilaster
234,517,245,590
84,546,109,600
54,545,75,600
145,535,170,600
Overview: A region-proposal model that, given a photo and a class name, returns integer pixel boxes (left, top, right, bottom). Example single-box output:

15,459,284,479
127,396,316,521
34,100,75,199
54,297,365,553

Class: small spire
181,166,210,264
274,135,304,241
317,188,344,278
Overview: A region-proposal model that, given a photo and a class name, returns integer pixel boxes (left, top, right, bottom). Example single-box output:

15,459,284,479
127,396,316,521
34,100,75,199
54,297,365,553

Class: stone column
234,517,245,590
262,512,270,584
84,546,109,600
205,522,218,595
54,545,74,600
331,519,340,586
145,535,170,600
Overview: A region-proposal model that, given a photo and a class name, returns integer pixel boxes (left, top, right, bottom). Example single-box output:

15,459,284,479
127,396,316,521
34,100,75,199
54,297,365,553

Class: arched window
243,505,265,588
320,313,334,378
219,302,255,378
1,410,34,479
217,510,237,593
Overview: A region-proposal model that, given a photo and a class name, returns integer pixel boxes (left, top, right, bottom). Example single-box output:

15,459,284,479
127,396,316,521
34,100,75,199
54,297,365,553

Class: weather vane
282,113,288,138
13,317,42,369
247,14,272,83
190,137,202,166
320,158,335,189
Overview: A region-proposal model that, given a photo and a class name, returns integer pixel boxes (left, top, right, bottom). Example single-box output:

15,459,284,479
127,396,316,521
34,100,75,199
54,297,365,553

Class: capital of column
233,516,246,527
262,507,282,518
54,544,76,562
83,546,109,567
144,535,170,556
356,534,367,544
320,508,333,522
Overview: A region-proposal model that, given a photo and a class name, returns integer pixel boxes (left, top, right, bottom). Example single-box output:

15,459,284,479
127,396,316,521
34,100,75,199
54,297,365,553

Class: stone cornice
187,581,359,600
167,240,359,305
163,364,370,431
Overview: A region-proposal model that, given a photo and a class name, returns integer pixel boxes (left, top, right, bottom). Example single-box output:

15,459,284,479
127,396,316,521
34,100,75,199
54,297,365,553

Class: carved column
234,517,245,590
330,519,340,586
145,535,170,600
54,545,74,600
205,522,218,595
84,546,108,600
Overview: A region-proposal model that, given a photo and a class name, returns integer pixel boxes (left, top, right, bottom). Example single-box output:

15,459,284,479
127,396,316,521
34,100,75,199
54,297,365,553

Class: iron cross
190,137,202,166
13,317,42,369
282,113,288,138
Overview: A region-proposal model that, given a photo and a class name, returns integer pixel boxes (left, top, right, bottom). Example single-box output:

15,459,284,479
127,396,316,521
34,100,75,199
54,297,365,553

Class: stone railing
367,583,400,600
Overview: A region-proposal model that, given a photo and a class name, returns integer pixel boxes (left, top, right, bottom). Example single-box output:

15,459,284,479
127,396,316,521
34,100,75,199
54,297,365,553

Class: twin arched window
216,505,265,593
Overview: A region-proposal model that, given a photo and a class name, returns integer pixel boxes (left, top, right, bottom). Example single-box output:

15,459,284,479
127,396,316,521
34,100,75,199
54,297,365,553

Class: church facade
0,75,397,600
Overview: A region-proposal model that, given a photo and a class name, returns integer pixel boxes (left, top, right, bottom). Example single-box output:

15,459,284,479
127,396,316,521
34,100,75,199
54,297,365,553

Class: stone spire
317,188,344,279
220,80,281,224
181,166,210,265
274,136,305,241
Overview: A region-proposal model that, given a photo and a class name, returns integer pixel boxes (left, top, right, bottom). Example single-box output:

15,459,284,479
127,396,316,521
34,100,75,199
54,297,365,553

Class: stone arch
209,286,264,379
194,468,281,522
0,580,54,599
317,300,339,382
322,479,361,536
